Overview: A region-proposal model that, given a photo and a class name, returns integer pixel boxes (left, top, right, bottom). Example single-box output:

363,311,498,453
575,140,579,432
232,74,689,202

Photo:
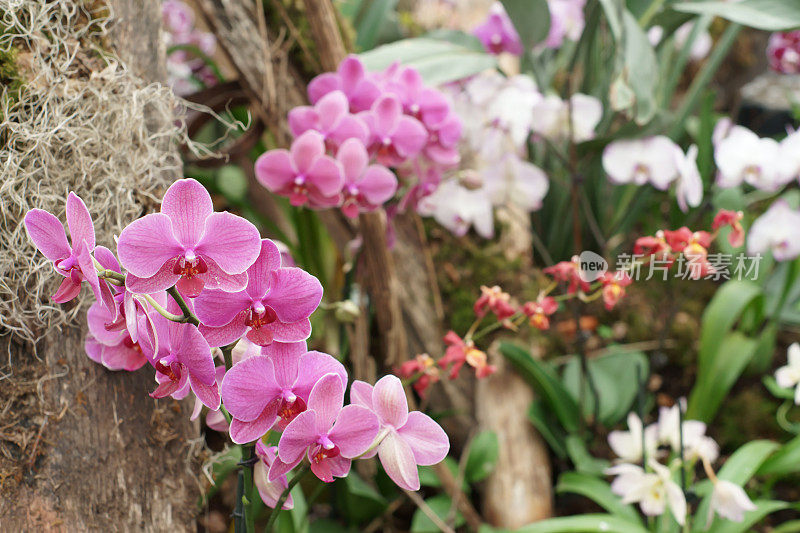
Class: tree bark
0,2,199,531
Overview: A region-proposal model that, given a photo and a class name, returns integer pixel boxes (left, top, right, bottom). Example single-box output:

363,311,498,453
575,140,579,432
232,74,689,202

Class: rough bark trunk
0,1,200,531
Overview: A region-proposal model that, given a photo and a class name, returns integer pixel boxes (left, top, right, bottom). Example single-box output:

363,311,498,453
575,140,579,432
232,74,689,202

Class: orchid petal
117,213,182,278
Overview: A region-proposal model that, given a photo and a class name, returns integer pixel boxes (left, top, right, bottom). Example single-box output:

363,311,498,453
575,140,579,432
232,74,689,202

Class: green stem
222,342,235,371
166,285,200,326
265,463,311,532
243,445,256,533
143,294,188,323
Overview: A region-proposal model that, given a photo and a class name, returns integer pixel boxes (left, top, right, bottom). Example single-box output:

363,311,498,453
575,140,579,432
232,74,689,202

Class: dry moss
0,1,192,347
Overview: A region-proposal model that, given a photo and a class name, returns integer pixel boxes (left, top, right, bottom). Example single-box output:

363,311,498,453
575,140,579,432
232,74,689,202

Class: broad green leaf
355,0,399,50
697,281,762,377
692,440,778,531
528,400,568,458
418,457,467,491
410,494,465,533
622,10,658,124
556,472,642,524
217,165,248,202
500,0,551,49
425,29,486,51
335,472,387,524
675,0,800,31
758,434,800,476
565,436,611,477
515,514,649,533
773,519,800,533
687,332,758,422
597,0,622,41
706,500,789,533
359,38,496,85
500,342,580,432
562,349,649,425
465,430,500,483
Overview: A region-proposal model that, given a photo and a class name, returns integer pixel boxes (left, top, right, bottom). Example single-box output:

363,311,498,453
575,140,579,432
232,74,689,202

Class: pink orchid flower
384,65,451,129
255,131,344,208
24,192,110,307
272,373,379,483
194,239,322,347
189,366,228,432
473,2,523,56
85,290,148,371
117,179,261,298
350,375,449,491
359,95,428,168
139,309,220,410
336,139,397,218
288,90,369,149
423,112,462,167
220,341,347,444
307,55,381,112
254,442,294,509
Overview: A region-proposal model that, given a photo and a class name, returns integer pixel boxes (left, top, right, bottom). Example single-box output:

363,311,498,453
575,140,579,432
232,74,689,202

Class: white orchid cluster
606,405,756,526
714,119,800,192
712,119,800,263
418,71,602,238
602,136,703,213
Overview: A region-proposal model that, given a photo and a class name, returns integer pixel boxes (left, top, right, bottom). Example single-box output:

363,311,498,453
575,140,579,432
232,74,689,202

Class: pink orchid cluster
23,178,449,505
255,55,462,218
767,30,800,74
162,0,217,96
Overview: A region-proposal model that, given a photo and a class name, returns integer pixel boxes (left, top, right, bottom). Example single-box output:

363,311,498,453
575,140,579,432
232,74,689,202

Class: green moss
0,16,23,119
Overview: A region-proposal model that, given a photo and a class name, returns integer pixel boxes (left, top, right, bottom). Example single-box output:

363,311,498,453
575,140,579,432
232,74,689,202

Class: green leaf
500,0,551,49
687,332,758,422
500,342,580,432
706,500,789,533
515,514,649,533
216,165,248,202
418,457,466,490
674,0,800,31
410,494,465,533
597,0,623,41
465,430,499,483
562,349,649,426
688,280,765,422
528,400,567,458
621,10,658,124
565,436,611,477
359,38,496,85
556,472,642,524
697,281,763,377
355,0,399,50
758,434,800,476
335,471,387,524
692,440,779,531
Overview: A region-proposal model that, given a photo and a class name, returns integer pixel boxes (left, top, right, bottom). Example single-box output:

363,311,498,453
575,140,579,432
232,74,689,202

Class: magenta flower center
277,396,306,423
173,255,208,279
311,438,340,464
155,357,181,382
246,304,277,330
